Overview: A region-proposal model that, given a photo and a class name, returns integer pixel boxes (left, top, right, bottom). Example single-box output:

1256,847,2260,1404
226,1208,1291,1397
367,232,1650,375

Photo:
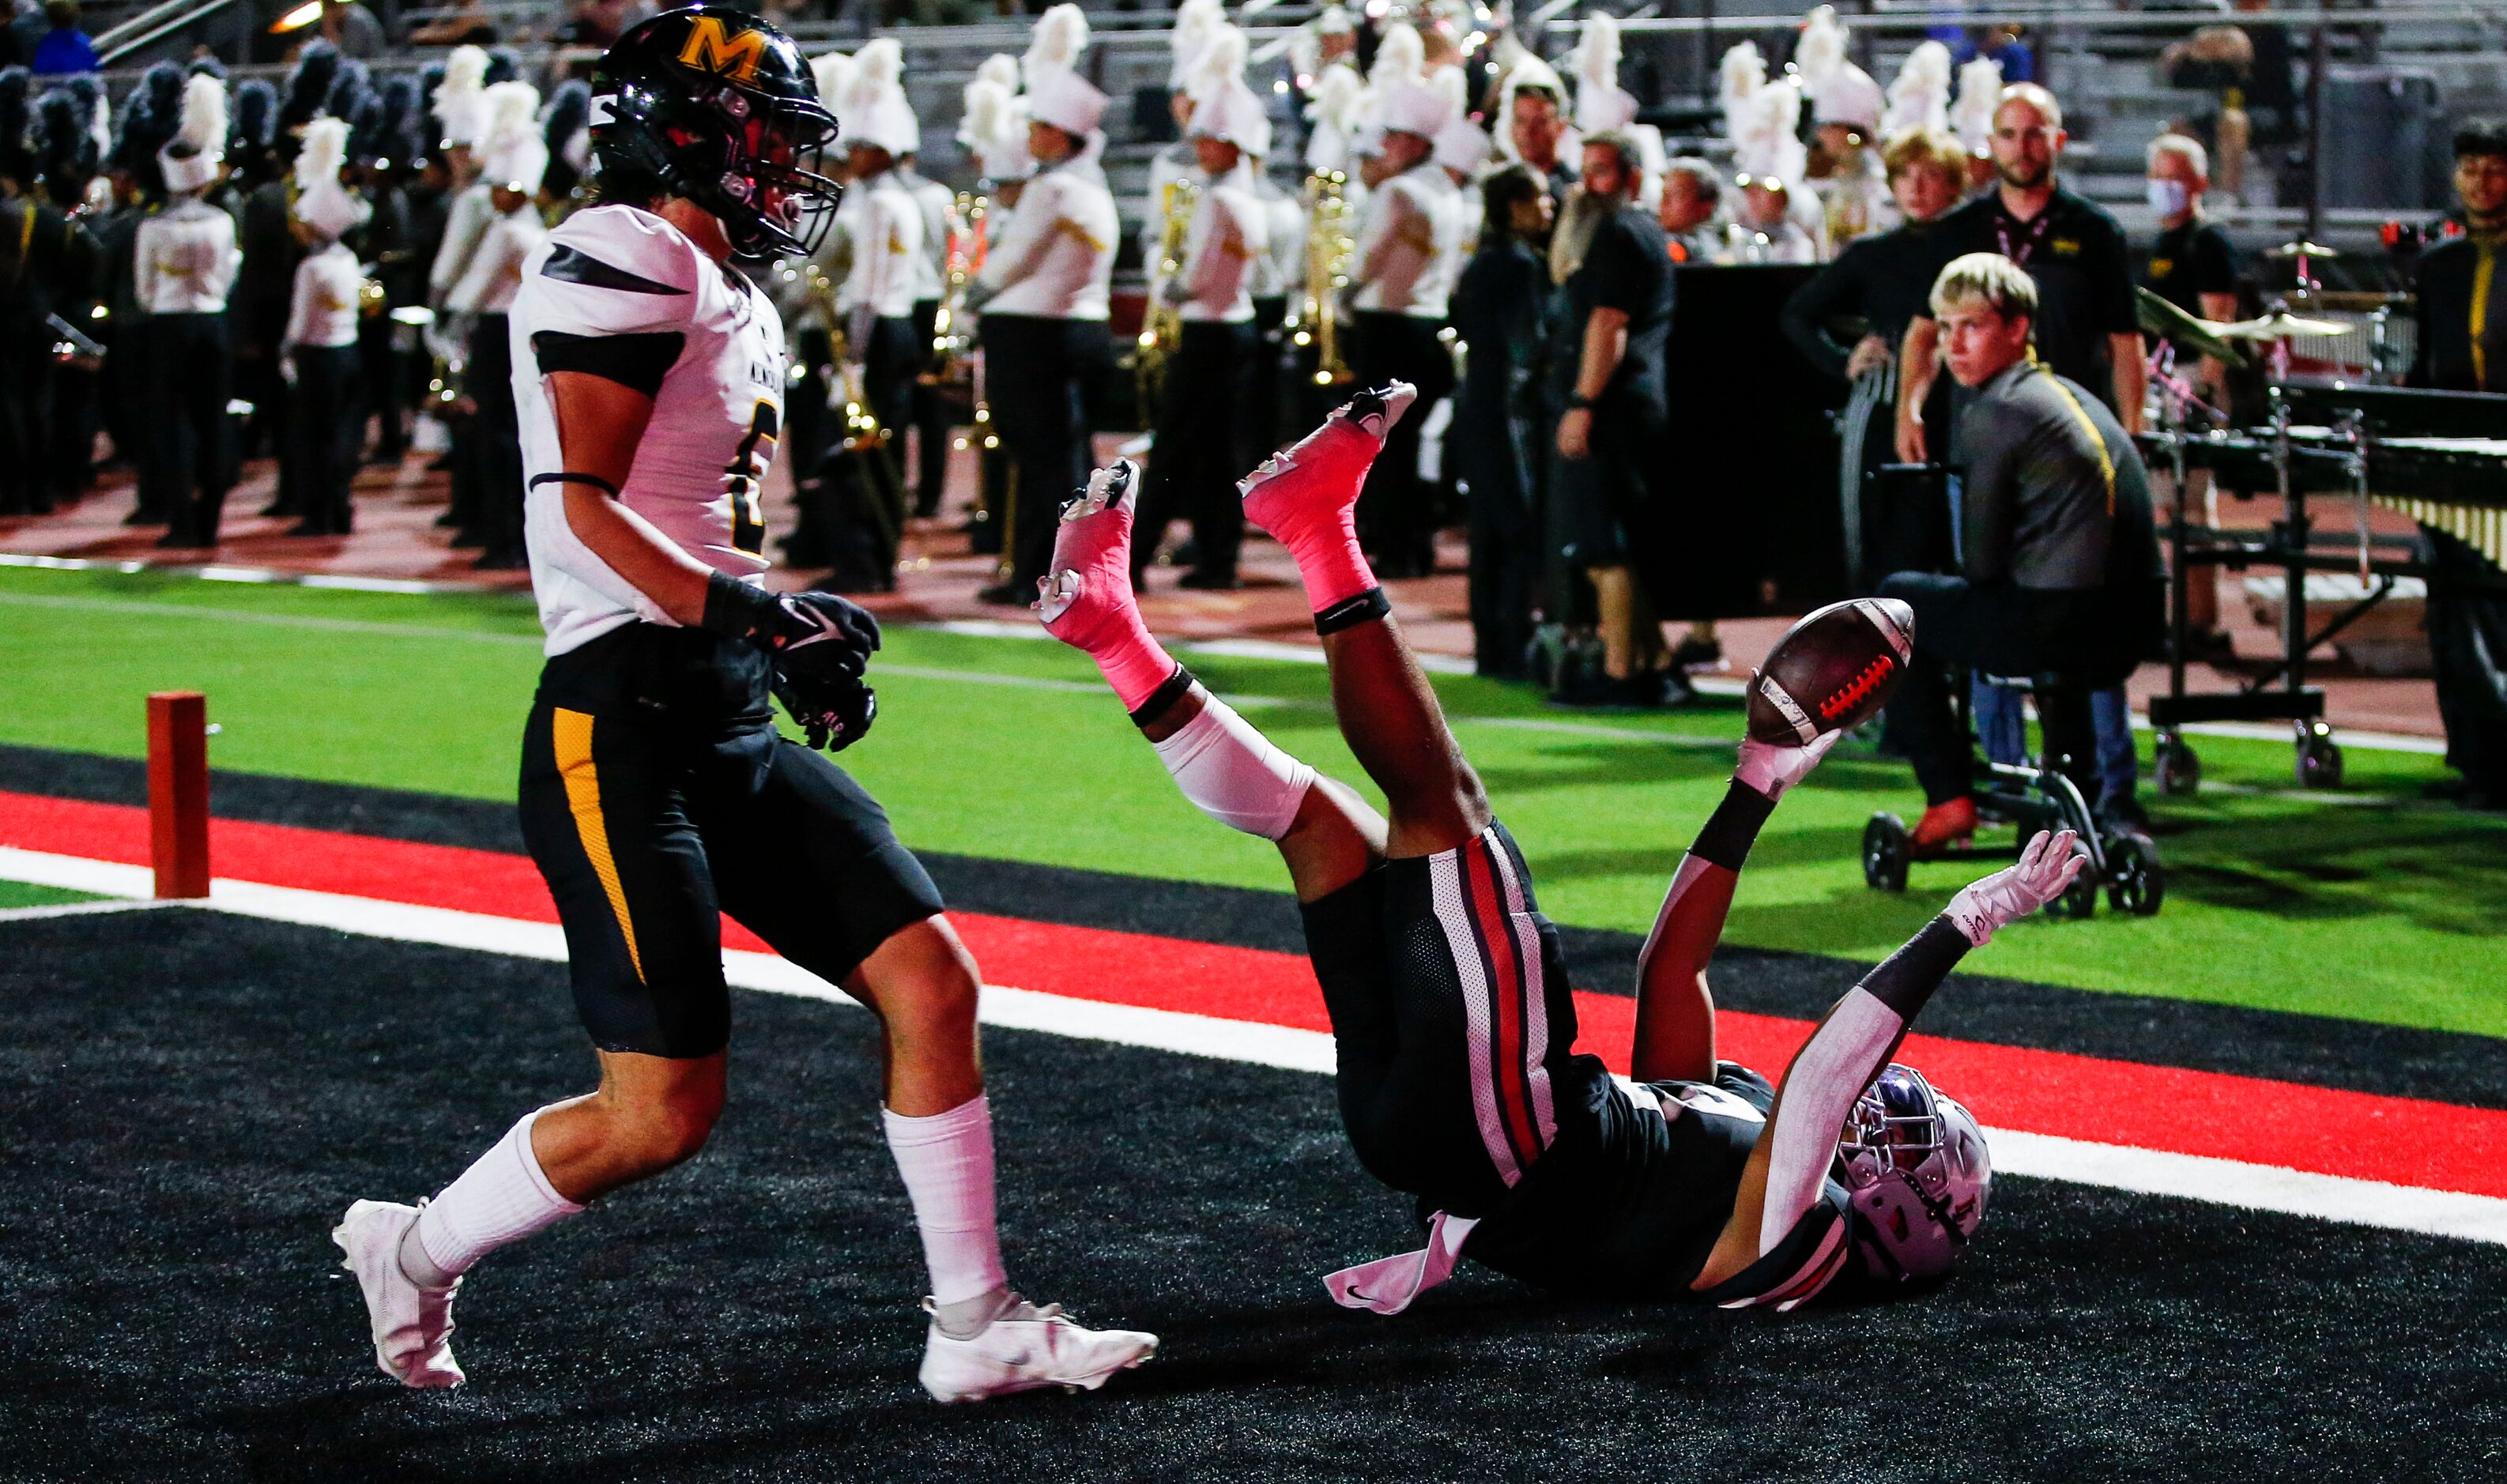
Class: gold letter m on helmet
677,16,767,83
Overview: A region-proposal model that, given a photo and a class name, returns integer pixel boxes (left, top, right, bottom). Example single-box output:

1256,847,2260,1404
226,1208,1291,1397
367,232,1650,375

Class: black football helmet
590,5,840,258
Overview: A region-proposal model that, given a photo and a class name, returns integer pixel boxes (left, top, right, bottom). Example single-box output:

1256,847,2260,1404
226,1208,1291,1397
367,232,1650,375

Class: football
1745,597,1917,744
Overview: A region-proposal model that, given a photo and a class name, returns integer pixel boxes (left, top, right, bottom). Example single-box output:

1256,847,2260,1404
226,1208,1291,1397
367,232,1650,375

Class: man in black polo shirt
1553,130,1681,706
1894,83,2145,463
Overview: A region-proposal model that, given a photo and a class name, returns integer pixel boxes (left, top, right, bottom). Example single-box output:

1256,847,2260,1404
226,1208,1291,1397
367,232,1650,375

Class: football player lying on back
1038,386,2075,1312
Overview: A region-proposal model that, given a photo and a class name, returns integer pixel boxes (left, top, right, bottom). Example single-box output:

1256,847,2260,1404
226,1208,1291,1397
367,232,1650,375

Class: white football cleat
332,1199,466,1389
917,1294,1158,1403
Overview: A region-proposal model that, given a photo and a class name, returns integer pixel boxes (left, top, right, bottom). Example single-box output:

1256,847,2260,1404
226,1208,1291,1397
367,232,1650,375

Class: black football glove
771,667,878,752
702,572,882,684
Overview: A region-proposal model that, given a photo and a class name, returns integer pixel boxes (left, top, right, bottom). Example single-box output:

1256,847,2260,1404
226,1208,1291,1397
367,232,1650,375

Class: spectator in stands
1973,24,2031,86
1451,163,1551,680
1553,130,1682,707
6,2,48,68
555,0,639,48
1656,157,1719,264
1879,254,2164,853
321,0,386,60
28,2,96,74
411,1,497,47
2139,132,2240,657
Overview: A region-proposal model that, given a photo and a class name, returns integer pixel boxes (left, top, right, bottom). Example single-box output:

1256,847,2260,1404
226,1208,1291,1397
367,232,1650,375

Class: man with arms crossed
332,6,1154,1403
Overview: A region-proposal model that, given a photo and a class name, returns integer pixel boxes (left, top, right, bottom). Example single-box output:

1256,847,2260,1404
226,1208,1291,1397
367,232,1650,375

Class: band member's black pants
1136,318,1255,585
0,322,55,516
465,315,520,562
1351,310,1455,579
359,307,409,460
979,313,1110,593
288,342,365,537
148,313,236,544
910,297,950,516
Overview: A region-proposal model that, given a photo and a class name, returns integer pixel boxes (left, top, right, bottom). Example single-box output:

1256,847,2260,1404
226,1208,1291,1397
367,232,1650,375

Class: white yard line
2,842,2498,1247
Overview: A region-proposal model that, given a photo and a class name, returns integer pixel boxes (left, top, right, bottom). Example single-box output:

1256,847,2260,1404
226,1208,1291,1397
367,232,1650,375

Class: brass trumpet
1290,170,1355,387
1136,174,1200,408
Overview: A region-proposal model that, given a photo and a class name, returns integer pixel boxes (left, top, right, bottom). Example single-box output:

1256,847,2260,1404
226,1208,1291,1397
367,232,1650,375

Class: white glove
1944,829,2085,946
1734,726,1843,803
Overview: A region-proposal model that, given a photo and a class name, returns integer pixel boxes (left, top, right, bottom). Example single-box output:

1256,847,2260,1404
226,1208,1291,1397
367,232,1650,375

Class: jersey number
725,400,778,556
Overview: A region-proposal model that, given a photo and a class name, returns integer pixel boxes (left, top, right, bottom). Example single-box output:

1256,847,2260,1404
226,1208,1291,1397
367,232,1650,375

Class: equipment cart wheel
1863,814,1909,892
2105,831,2165,917
2153,733,2200,796
2295,723,2344,790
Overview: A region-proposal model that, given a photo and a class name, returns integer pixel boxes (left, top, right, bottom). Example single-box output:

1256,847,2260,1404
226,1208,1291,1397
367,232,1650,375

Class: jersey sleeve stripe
531,329,688,397
541,243,691,295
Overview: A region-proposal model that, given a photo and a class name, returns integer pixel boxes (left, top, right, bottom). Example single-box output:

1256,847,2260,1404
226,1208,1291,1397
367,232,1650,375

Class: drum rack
2139,382,2507,793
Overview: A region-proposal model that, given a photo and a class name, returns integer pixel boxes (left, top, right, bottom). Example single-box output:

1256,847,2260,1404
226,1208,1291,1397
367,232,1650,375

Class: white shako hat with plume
1023,4,1106,138
1303,60,1364,173
1186,24,1269,156
1883,40,1953,137
1797,6,1882,134
159,71,228,194
1569,13,1637,134
432,43,489,149
1951,55,2003,157
1170,0,1227,91
476,79,546,195
839,36,918,156
292,115,368,239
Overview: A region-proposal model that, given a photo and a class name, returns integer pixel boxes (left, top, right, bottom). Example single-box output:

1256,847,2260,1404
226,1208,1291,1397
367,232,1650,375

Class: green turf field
0,879,101,910
3,561,2502,1035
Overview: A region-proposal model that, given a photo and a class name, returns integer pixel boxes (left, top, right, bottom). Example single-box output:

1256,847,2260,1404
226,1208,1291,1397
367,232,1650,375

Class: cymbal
2270,239,2343,259
2216,307,2352,341
2135,285,2247,367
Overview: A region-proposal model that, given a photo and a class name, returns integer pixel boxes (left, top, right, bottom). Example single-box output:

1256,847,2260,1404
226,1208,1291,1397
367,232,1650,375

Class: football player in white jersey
331,6,1155,1404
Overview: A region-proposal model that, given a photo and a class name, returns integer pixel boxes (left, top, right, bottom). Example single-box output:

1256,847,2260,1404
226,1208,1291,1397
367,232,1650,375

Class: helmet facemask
1836,1064,1992,1285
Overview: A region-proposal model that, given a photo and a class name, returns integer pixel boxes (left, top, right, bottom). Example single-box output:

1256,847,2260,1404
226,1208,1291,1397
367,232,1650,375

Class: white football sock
1151,699,1315,842
412,1105,586,1282
883,1095,1010,1315
1759,987,1902,1252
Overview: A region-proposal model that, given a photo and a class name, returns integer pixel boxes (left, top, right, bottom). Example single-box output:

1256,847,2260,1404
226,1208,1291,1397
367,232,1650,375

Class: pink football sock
1242,388,1412,615
1038,461,1181,713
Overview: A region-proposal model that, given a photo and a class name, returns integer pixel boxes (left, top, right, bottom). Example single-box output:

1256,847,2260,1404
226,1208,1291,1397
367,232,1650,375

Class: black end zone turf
2,911,2503,1480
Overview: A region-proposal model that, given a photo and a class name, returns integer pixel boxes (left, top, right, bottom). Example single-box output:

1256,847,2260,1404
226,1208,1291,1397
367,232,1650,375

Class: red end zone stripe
7,789,2504,1199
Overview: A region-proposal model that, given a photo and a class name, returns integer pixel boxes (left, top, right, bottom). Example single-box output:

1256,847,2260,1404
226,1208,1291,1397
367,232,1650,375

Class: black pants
979,314,1110,591
1246,294,1289,458
288,342,365,536
909,298,951,515
466,315,520,560
1351,311,1456,578
2424,526,2507,800
0,323,57,516
1876,571,2149,806
1455,401,1539,678
1136,319,1255,582
359,309,409,459
518,625,945,1058
149,314,236,544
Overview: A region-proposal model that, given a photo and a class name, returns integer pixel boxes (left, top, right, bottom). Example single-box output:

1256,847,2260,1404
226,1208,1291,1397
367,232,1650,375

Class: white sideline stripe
0,584,2453,757
2,844,2500,1247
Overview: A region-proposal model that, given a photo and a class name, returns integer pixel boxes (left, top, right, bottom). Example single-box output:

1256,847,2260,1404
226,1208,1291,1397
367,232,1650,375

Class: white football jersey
511,204,788,657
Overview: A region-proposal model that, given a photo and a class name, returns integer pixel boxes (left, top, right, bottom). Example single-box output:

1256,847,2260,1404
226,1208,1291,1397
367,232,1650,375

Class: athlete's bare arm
1630,731,1839,1083
545,370,716,626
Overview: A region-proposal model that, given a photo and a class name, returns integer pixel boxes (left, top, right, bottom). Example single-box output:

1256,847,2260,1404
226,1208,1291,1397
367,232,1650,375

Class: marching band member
1345,70,1464,578
1795,6,1892,251
424,43,494,543
1143,0,1227,273
831,40,925,452
134,71,240,548
1133,24,1272,591
970,3,1118,605
281,117,372,539
1722,59,1821,265
897,135,959,520
442,79,548,563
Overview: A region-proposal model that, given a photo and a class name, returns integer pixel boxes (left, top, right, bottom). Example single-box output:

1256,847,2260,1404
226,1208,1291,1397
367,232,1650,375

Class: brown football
1745,597,1916,744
